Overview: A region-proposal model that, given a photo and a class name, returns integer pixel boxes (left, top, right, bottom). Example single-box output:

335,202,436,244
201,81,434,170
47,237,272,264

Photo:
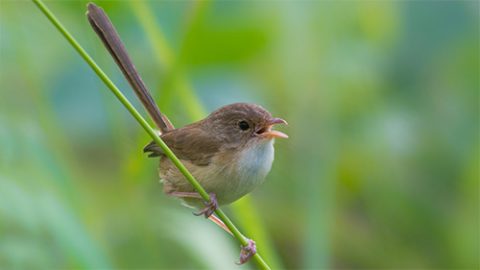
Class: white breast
166,140,276,206
219,140,275,204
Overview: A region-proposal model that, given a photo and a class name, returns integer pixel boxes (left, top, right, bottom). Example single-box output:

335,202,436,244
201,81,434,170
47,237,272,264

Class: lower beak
260,130,289,139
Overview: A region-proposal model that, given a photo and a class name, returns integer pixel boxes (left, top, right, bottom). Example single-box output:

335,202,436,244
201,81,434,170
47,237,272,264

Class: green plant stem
31,0,270,269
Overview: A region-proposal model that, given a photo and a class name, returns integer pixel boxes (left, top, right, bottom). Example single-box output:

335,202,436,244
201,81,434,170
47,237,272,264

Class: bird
143,102,287,215
86,3,287,264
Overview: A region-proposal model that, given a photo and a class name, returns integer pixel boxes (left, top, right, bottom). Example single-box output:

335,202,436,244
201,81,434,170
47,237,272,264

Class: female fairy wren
143,103,287,213
87,3,287,264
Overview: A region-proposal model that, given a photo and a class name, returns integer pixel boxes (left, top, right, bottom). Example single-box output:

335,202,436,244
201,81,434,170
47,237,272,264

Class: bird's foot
236,239,256,265
193,193,218,218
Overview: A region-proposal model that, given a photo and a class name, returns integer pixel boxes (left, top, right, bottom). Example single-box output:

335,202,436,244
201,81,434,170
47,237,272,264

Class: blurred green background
0,0,478,269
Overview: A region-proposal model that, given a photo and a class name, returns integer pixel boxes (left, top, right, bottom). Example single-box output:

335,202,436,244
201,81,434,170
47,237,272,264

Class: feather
143,124,220,166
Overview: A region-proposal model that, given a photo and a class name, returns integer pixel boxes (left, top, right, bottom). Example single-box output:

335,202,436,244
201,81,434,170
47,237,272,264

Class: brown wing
143,125,220,166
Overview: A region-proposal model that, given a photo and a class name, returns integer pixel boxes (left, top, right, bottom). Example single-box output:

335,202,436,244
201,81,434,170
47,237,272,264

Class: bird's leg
168,191,218,218
237,239,257,265
193,192,218,218
168,192,230,234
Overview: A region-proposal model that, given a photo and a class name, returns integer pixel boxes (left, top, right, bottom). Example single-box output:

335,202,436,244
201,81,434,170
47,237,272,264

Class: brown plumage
144,103,272,163
143,103,287,206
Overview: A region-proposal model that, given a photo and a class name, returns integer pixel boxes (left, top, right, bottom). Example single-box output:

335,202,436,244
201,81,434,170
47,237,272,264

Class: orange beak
257,118,288,139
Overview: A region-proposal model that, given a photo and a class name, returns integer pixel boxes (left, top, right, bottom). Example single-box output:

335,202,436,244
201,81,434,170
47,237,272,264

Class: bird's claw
193,193,218,218
236,239,256,265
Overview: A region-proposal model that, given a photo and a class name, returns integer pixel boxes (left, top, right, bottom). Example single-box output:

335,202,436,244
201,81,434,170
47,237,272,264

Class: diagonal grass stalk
31,0,271,269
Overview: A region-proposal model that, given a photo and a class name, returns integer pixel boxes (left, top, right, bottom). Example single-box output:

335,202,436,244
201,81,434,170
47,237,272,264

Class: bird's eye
238,120,250,131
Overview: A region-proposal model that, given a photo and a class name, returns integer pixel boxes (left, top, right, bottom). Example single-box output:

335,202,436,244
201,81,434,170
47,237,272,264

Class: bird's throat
233,140,274,193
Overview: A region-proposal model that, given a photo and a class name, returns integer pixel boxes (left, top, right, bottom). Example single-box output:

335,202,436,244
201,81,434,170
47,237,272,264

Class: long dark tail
86,3,173,133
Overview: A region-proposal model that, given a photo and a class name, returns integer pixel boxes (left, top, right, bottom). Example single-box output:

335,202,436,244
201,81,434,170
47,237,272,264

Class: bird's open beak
257,117,288,139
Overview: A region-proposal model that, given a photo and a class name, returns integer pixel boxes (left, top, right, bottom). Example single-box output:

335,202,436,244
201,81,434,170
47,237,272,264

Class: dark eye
238,120,250,130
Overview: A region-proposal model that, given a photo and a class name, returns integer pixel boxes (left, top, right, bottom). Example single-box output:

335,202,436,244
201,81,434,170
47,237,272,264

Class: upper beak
269,118,288,125
257,117,288,139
